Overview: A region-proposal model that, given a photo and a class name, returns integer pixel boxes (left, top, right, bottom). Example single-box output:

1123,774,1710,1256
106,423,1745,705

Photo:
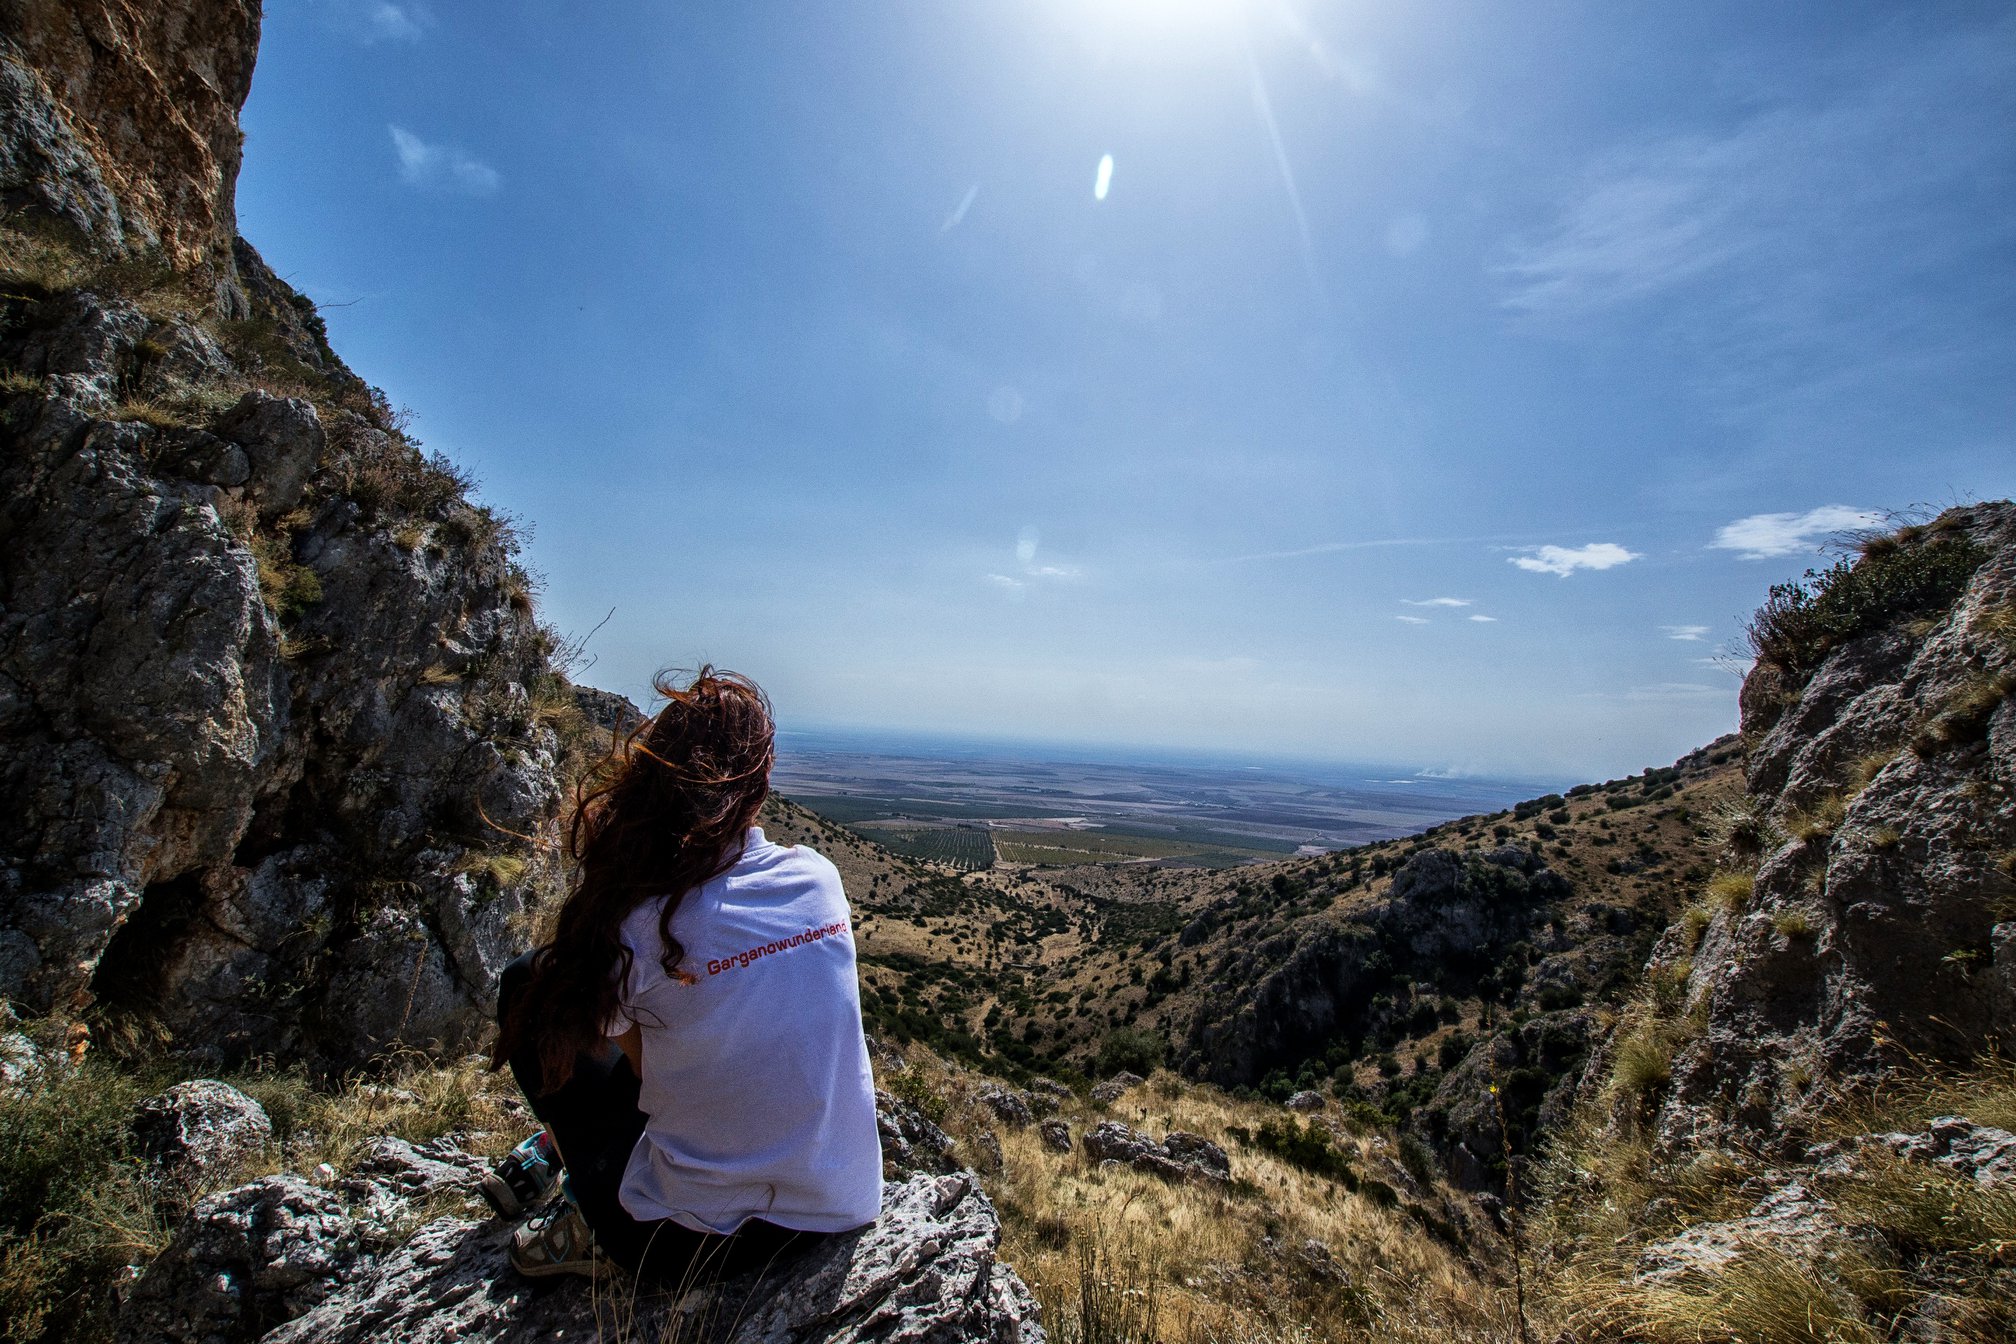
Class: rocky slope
1628,503,2014,1154
0,1,581,1069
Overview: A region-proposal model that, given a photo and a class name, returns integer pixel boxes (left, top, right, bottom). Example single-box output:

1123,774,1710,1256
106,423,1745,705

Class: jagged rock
263,1171,1045,1344
336,1135,487,1234
131,1079,271,1192
1876,1117,2016,1188
1810,1116,2016,1190
1258,1235,1348,1286
1635,1184,1838,1285
972,1128,1005,1174
1161,1131,1231,1181
212,390,324,519
1028,1076,1072,1101
1285,1090,1324,1112
0,0,569,1070
1039,1118,1072,1153
1082,1121,1228,1184
116,1175,359,1344
875,1089,957,1177
0,1,262,293
1654,503,2016,1154
977,1084,1035,1129
1090,1071,1145,1104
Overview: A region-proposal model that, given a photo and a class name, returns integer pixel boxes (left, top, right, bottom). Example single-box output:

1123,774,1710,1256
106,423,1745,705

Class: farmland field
988,828,1277,868
854,824,997,871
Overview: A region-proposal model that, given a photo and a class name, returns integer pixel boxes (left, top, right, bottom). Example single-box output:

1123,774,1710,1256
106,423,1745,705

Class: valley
774,730,1539,869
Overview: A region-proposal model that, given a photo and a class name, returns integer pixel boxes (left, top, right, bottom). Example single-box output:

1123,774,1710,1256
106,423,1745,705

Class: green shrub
1092,1026,1163,1078
1748,532,1986,682
1226,1116,1357,1183
0,1060,161,1344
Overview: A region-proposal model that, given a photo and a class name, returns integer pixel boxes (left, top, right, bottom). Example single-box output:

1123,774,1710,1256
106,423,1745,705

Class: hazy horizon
236,1,2014,779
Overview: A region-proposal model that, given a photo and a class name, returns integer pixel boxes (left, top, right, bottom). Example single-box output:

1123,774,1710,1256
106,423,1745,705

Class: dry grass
1843,748,1899,798
109,397,191,430
1705,870,1754,914
1770,908,1816,939
894,1053,1517,1344
1785,793,1848,844
1913,672,2015,755
453,850,529,889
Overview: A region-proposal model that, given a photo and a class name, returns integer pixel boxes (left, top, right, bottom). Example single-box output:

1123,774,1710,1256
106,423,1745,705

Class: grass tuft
1786,793,1847,844
1770,908,1815,939
1706,870,1755,914
1912,672,2016,755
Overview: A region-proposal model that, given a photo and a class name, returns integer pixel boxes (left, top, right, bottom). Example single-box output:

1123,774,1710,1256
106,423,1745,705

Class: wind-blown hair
496,666,774,1091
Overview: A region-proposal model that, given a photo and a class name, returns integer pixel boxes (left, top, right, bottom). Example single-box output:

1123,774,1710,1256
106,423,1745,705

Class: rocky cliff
0,0,260,309
1629,502,2014,1154
0,0,579,1068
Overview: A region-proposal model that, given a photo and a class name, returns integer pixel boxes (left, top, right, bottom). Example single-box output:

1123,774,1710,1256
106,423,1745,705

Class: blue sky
237,1,2013,778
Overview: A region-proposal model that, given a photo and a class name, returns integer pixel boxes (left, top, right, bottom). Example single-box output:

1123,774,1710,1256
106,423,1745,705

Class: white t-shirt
611,827,883,1235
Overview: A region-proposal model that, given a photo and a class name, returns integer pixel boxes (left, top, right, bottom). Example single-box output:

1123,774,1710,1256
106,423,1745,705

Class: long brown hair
497,666,775,1091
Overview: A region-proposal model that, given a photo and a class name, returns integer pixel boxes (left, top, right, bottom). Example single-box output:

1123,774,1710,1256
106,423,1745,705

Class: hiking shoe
481,1131,560,1220
508,1202,606,1280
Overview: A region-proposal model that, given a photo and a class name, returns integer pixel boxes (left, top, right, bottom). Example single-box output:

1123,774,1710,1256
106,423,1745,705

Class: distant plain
773,729,1542,868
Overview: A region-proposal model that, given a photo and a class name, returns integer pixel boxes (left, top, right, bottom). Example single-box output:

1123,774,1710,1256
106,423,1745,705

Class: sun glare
1059,0,1250,42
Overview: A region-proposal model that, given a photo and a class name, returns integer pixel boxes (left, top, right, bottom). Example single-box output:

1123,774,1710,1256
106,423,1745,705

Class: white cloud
324,1,432,43
1468,614,1498,623
1510,542,1641,577
1622,682,1723,701
986,530,1078,595
1496,16,2015,414
1395,615,1430,625
1710,505,1883,559
389,126,500,196
1402,597,1471,608
1663,624,1711,641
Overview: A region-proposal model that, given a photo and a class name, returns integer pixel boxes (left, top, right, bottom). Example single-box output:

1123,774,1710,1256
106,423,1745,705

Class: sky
235,1,2015,780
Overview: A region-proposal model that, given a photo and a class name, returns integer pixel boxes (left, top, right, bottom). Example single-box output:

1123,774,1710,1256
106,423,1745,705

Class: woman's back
613,827,882,1235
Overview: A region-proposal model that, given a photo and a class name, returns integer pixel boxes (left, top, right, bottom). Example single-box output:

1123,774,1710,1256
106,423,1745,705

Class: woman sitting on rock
491,667,882,1284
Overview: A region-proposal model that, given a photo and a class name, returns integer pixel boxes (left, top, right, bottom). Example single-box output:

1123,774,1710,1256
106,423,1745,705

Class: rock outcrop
121,1132,1046,1344
0,0,578,1068
132,1078,271,1193
1081,1121,1230,1184
1,1,262,308
1644,504,2014,1153
1181,845,1568,1089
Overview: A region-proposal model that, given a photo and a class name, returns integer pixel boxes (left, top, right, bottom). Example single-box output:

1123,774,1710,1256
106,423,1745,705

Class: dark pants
496,951,825,1287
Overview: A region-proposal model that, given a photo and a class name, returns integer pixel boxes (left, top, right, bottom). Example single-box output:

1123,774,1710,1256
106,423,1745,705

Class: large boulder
131,1079,270,1193
1081,1121,1229,1184
263,1171,1044,1344
116,1176,359,1344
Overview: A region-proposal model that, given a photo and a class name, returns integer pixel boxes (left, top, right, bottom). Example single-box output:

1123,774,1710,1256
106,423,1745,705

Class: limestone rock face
1649,503,2016,1154
0,9,568,1066
1081,1121,1230,1184
977,1083,1035,1129
875,1089,958,1177
0,1,262,305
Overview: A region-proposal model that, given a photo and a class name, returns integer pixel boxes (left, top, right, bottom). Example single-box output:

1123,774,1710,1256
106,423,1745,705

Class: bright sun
1072,0,1250,38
